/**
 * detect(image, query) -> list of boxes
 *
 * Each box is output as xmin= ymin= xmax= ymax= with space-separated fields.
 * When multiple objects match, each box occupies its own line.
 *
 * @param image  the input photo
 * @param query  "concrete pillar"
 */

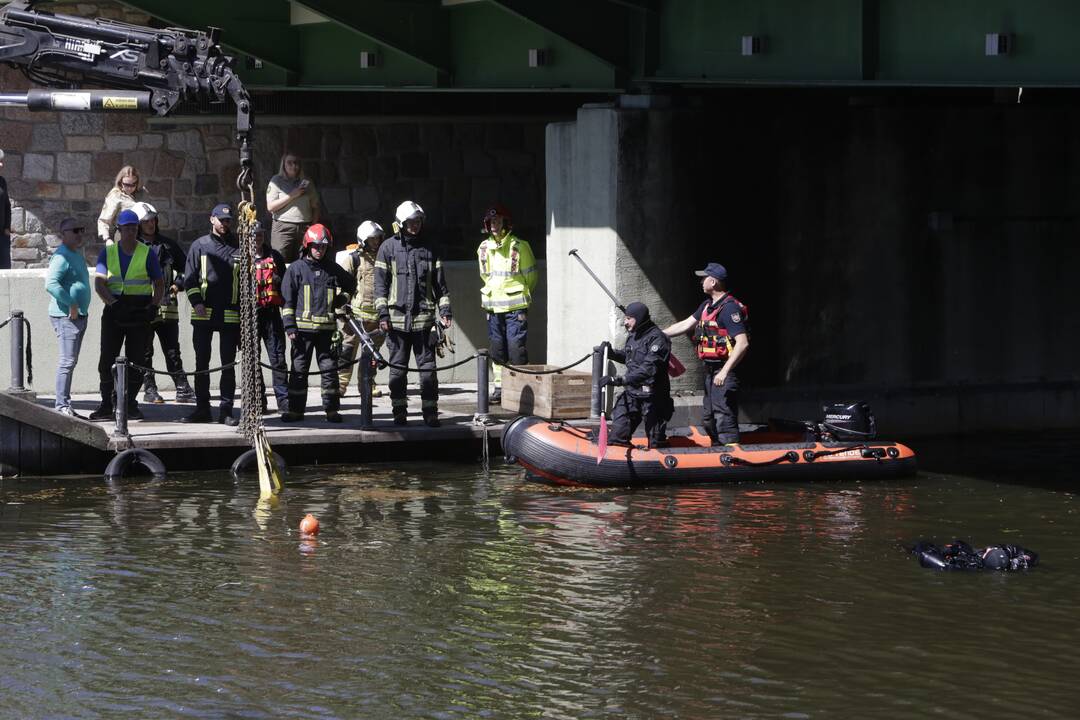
xmin=546 ymin=102 xmax=702 ymax=389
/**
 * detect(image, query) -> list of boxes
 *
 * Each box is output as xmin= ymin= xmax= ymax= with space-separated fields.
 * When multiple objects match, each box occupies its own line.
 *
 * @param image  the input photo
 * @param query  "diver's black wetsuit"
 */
xmin=912 ymin=540 xmax=1038 ymax=571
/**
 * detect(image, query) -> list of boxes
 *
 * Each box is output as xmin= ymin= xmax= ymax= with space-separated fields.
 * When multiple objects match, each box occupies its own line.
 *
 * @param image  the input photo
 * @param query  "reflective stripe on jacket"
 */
xmin=143 ymin=233 xmax=186 ymax=321
xmin=373 ymin=232 xmax=451 ymax=333
xmin=282 ymin=256 xmax=358 ymax=333
xmin=105 ymin=242 xmax=152 ymax=296
xmin=477 ymin=232 xmax=537 ymax=313
xmin=183 ymin=232 xmax=242 ymax=325
xmin=336 ymin=246 xmax=380 ymax=322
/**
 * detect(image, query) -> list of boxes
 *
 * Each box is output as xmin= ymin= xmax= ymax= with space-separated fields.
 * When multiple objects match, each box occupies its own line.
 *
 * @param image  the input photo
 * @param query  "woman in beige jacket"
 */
xmin=97 ymin=165 xmax=148 ymax=245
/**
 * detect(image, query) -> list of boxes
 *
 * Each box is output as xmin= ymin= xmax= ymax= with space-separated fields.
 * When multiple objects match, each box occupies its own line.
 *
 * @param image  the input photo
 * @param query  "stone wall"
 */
xmin=0 ymin=1 xmax=547 ymax=266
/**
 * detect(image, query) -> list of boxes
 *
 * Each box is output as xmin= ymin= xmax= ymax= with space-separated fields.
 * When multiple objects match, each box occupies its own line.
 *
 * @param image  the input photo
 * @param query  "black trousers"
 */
xmin=143 ymin=320 xmax=189 ymax=390
xmin=192 ymin=323 xmax=239 ymax=412
xmin=487 ymin=310 xmax=528 ymax=366
xmin=257 ymin=308 xmax=288 ymax=411
xmin=97 ymin=304 xmax=148 ymax=407
xmin=703 ymin=363 xmax=739 ymax=443
xmin=288 ymin=330 xmax=339 ymax=414
xmin=386 ymin=328 xmax=437 ymax=416
xmin=609 ymin=391 xmax=673 ymax=447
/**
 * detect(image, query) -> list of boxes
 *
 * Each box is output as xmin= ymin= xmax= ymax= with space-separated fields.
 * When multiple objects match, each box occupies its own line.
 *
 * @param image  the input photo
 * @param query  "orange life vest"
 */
xmin=255 ymin=254 xmax=283 ymax=308
xmin=696 ymin=294 xmax=747 ymax=362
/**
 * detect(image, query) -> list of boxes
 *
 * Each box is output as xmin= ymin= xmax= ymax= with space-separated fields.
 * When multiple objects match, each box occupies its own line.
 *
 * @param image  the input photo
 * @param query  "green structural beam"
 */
xmin=116 ymin=0 xmax=300 ymax=74
xmin=295 ymin=0 xmax=450 ymax=75
xmin=490 ymin=0 xmax=634 ymax=70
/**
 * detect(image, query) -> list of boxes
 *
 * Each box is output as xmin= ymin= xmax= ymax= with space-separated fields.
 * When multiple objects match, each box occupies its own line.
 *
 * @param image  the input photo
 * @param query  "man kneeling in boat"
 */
xmin=601 ymin=302 xmax=674 ymax=449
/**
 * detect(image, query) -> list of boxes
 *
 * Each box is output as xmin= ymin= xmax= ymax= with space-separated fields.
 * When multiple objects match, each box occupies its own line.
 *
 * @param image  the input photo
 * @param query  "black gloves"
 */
xmin=600 ymin=375 xmax=624 ymax=388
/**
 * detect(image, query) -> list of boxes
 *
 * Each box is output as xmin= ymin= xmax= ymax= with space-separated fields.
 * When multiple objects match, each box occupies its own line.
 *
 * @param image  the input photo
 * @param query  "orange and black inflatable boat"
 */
xmin=502 ymin=415 xmax=917 ymax=487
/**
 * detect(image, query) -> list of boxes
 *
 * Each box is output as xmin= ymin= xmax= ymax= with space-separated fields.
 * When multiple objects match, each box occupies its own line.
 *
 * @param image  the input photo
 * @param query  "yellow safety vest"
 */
xmin=478 ymin=232 xmax=537 ymax=313
xmin=105 ymin=242 xmax=152 ymax=297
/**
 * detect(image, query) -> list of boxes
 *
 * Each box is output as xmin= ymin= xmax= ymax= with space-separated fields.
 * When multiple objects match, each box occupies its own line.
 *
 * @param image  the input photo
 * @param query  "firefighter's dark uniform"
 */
xmin=183 ymin=230 xmax=241 ymax=418
xmin=374 ymin=231 xmax=451 ymax=423
xmin=608 ymin=306 xmax=674 ymax=448
xmin=281 ymin=255 xmax=357 ymax=416
xmin=141 ymin=230 xmax=193 ymax=400
xmin=693 ymin=293 xmax=748 ymax=444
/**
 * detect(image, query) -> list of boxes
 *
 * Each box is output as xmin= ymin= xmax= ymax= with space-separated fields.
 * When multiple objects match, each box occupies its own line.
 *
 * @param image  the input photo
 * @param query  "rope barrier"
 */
xmin=494 ymin=353 xmax=591 ymax=375
xmin=127 ymin=350 xmax=592 ymax=379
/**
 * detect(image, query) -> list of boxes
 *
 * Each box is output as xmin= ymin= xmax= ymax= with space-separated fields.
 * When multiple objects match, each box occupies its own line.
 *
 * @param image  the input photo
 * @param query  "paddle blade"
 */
xmin=596 ymin=412 xmax=608 ymax=464
xmin=667 ymin=354 xmax=686 ymax=378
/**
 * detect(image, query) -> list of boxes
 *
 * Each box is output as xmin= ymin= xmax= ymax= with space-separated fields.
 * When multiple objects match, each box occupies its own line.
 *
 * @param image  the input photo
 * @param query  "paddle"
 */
xmin=597 ymin=344 xmax=608 ymax=464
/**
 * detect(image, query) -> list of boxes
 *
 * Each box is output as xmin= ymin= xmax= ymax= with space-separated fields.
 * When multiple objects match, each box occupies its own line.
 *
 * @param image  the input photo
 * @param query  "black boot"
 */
xmin=180 ymin=406 xmax=213 ymax=423
xmin=174 ymin=381 xmax=196 ymax=404
xmin=88 ymin=403 xmax=114 ymax=421
xmin=703 ymin=417 xmax=720 ymax=446
xmin=422 ymin=411 xmax=441 ymax=428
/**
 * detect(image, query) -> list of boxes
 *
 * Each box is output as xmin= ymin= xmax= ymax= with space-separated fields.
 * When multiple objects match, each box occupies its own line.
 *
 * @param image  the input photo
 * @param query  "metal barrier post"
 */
xmin=476 ymin=349 xmax=490 ymax=418
xmin=7 ymin=310 xmax=25 ymax=392
xmin=114 ymin=356 xmax=128 ymax=436
xmin=359 ymin=347 xmax=374 ymax=429
xmin=590 ymin=343 xmax=608 ymax=419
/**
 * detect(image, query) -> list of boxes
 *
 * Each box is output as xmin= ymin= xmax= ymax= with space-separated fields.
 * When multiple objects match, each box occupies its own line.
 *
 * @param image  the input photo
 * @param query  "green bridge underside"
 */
xmin=117 ymin=0 xmax=1080 ymax=91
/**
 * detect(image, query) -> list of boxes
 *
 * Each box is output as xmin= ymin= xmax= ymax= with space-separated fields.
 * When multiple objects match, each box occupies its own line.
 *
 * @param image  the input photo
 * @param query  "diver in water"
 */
xmin=912 ymin=540 xmax=1038 ymax=571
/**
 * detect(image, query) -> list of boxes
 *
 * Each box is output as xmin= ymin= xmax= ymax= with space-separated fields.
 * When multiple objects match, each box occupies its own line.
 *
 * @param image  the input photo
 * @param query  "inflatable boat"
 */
xmin=502 ymin=414 xmax=917 ymax=487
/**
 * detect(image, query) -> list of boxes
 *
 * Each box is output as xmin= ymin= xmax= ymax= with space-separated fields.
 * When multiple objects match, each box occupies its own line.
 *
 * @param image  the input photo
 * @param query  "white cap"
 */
xmin=131 ymin=201 xmax=158 ymax=221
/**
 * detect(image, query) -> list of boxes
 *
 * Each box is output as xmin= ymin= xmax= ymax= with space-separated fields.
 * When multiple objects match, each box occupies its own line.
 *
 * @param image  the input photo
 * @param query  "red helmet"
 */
xmin=482 ymin=203 xmax=512 ymax=234
xmin=302 ymin=223 xmax=332 ymax=252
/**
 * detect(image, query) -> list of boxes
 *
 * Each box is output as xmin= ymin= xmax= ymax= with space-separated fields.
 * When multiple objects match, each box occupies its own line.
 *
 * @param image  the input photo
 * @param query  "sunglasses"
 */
xmin=121 ymin=181 xmax=138 ymax=188
xmin=67 ymin=228 xmax=84 ymax=233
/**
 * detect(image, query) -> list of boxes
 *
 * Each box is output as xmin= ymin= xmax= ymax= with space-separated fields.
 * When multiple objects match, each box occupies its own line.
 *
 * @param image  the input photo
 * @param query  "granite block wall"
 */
xmin=0 ymin=1 xmax=547 ymax=266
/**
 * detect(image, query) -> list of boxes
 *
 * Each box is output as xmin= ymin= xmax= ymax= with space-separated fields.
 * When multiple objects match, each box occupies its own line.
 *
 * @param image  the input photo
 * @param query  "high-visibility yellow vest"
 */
xmin=105 ymin=242 xmax=152 ymax=297
xmin=478 ymin=232 xmax=537 ymax=313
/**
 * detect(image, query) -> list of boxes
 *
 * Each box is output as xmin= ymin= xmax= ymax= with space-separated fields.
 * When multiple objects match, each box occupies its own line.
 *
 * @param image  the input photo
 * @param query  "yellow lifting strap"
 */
xmin=236 ymin=198 xmax=284 ymax=499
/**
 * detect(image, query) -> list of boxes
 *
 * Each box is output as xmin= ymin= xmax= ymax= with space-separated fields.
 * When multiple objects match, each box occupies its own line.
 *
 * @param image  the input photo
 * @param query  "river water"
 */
xmin=1 ymin=461 xmax=1077 ymax=719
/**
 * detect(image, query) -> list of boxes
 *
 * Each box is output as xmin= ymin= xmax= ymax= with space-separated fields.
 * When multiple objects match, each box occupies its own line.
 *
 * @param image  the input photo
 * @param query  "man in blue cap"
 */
xmin=89 ymin=208 xmax=165 ymax=421
xmin=181 ymin=203 xmax=243 ymax=425
xmin=664 ymin=262 xmax=750 ymax=445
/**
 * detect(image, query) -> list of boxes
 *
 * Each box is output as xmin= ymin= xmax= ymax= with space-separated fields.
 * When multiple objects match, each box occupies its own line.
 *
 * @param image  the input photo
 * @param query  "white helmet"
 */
xmin=356 ymin=220 xmax=384 ymax=242
xmin=394 ymin=200 xmax=425 ymax=226
xmin=131 ymin=201 xmax=157 ymax=221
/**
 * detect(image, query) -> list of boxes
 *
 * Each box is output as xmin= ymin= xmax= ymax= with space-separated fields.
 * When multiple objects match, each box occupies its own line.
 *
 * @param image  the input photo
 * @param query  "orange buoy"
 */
xmin=299 ymin=513 xmax=320 ymax=536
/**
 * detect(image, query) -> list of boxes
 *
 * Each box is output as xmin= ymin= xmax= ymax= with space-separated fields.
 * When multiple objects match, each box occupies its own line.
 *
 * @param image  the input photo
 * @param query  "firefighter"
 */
xmin=374 ymin=200 xmax=452 ymax=427
xmin=131 ymin=202 xmax=195 ymax=405
xmin=663 ymin=263 xmax=749 ymax=444
xmin=281 ymin=223 xmax=357 ymax=423
xmin=252 ymin=220 xmax=288 ymax=414
xmin=181 ymin=203 xmax=243 ymax=425
xmin=601 ymin=302 xmax=673 ymax=449
xmin=89 ymin=209 xmax=165 ymax=421
xmin=477 ymin=204 xmax=537 ymax=404
xmin=335 ymin=220 xmax=387 ymax=398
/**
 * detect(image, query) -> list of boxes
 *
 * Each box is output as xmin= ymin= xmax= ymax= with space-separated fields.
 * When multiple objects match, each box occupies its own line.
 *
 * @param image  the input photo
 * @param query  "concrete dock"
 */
xmin=1 ymin=384 xmax=513 ymax=477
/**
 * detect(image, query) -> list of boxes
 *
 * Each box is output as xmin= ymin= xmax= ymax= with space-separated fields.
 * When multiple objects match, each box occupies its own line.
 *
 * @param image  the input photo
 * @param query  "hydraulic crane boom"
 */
xmin=0 ymin=0 xmax=254 ymax=191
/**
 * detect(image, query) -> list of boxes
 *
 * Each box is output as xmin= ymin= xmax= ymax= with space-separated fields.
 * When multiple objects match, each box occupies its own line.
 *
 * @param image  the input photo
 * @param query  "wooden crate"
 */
xmin=501 ymin=365 xmax=593 ymax=419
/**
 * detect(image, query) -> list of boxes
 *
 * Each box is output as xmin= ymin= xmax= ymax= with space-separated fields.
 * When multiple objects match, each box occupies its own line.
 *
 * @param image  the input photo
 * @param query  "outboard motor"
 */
xmin=820 ymin=401 xmax=877 ymax=440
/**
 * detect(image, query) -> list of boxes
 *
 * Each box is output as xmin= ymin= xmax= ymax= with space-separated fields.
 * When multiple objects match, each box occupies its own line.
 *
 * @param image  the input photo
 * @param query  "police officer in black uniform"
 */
xmin=664 ymin=263 xmax=749 ymax=445
xmin=601 ymin=302 xmax=674 ymax=449
xmin=181 ymin=203 xmax=243 ymax=425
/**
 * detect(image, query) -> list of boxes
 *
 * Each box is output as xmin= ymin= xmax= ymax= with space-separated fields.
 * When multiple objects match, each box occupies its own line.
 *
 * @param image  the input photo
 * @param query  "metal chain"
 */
xmin=237 ymin=199 xmax=262 ymax=443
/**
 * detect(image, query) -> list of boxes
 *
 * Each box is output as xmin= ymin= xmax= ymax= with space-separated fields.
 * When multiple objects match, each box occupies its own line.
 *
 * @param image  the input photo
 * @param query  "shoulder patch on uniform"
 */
xmin=650 ymin=343 xmax=660 ymax=352
xmin=730 ymin=312 xmax=741 ymax=323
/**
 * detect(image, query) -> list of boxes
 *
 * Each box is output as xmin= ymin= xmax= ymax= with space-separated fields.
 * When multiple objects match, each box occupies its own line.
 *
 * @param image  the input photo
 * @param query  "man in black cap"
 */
xmin=181 ymin=203 xmax=243 ymax=425
xmin=601 ymin=302 xmax=674 ymax=449
xmin=664 ymin=262 xmax=749 ymax=444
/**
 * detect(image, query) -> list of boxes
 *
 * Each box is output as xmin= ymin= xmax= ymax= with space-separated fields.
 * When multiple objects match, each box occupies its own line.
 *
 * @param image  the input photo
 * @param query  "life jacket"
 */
xmin=255 ymin=253 xmax=283 ymax=308
xmin=695 ymin=294 xmax=748 ymax=362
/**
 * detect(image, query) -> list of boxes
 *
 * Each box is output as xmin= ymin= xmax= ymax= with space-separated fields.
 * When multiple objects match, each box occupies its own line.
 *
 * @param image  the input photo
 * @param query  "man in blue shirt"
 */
xmin=90 ymin=209 xmax=165 ymax=421
xmin=45 ymin=218 xmax=92 ymax=416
